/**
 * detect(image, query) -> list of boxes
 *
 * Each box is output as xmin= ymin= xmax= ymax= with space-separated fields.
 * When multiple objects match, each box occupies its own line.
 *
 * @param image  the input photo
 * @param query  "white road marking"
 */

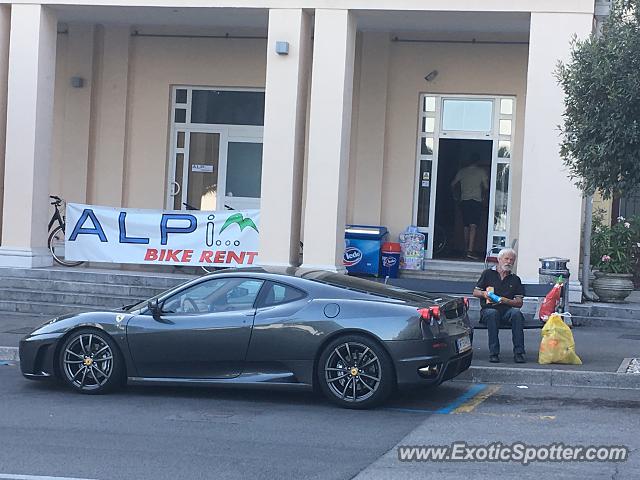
xmin=0 ymin=474 xmax=98 ymax=480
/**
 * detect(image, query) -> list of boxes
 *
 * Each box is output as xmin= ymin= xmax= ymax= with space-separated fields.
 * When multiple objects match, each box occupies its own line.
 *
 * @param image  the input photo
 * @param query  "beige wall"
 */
xmin=0 ymin=6 xmax=9 ymax=243
xmin=123 ymin=34 xmax=266 ymax=209
xmin=593 ymin=192 xmax=612 ymax=226
xmin=51 ymin=24 xmax=94 ymax=204
xmin=348 ymin=37 xmax=529 ymax=245
xmin=517 ymin=12 xmax=592 ymax=282
xmin=51 ymin=31 xmax=267 ymax=209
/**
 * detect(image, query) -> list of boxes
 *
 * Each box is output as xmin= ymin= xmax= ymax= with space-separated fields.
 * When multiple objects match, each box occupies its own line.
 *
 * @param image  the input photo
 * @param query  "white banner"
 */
xmin=65 ymin=203 xmax=260 ymax=267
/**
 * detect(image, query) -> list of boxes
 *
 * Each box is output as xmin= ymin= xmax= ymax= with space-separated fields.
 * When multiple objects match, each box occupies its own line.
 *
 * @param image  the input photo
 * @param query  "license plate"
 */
xmin=456 ymin=335 xmax=472 ymax=353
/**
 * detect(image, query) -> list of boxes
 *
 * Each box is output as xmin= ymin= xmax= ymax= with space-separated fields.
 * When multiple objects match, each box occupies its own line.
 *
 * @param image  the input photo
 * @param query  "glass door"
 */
xmin=168 ymin=130 xmax=263 ymax=211
xmin=167 ymin=86 xmax=264 ymax=212
xmin=487 ymin=98 xmax=516 ymax=250
xmin=414 ymin=95 xmax=516 ymax=258
xmin=222 ymin=137 xmax=263 ymax=210
xmin=186 ymin=132 xmax=221 ymax=210
xmin=169 ymin=130 xmax=224 ymax=211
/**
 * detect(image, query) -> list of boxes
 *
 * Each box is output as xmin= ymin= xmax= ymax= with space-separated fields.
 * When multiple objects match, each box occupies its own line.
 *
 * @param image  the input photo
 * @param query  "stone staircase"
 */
xmin=568 ymin=301 xmax=640 ymax=328
xmin=400 ymin=259 xmax=485 ymax=282
xmin=0 ymin=267 xmax=196 ymax=317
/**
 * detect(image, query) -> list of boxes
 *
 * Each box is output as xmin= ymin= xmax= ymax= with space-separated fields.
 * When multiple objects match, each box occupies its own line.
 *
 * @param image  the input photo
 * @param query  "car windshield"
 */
xmin=302 ymin=271 xmax=440 ymax=304
xmin=124 ymin=290 xmax=168 ymax=312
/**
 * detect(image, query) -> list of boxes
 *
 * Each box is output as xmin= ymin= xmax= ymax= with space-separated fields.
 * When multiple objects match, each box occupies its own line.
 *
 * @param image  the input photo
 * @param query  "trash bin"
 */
xmin=539 ymin=257 xmax=570 ymax=284
xmin=381 ymin=242 xmax=401 ymax=278
xmin=344 ymin=225 xmax=388 ymax=276
xmin=539 ymin=257 xmax=570 ymax=311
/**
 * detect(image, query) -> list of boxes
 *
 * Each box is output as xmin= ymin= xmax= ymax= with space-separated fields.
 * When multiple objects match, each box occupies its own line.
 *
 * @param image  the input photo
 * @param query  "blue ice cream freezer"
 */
xmin=343 ymin=225 xmax=388 ymax=276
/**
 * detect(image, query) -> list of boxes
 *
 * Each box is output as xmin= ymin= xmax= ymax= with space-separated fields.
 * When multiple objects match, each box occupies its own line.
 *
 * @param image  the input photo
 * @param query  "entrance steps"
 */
xmin=0 ymin=267 xmax=196 ymax=317
xmin=400 ymin=259 xmax=485 ymax=282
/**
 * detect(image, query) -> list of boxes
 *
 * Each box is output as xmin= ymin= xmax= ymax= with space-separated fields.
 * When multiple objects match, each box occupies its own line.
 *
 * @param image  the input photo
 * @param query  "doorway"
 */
xmin=434 ymin=139 xmax=492 ymax=260
xmin=167 ymin=86 xmax=264 ymax=211
xmin=413 ymin=95 xmax=516 ymax=259
xmin=169 ymin=129 xmax=263 ymax=211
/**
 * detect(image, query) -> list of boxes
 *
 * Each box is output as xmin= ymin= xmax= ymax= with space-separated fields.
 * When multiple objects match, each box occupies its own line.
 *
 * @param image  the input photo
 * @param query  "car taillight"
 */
xmin=418 ymin=306 xmax=440 ymax=321
xmin=463 ymin=297 xmax=470 ymax=309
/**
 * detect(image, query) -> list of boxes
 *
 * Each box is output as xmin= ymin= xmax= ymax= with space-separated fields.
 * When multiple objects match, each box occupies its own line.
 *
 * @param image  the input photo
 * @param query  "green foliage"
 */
xmin=591 ymin=214 xmax=640 ymax=273
xmin=557 ymin=0 xmax=640 ymax=198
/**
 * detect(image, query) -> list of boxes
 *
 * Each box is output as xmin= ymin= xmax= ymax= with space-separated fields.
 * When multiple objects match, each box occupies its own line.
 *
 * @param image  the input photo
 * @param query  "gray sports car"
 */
xmin=19 ymin=267 xmax=473 ymax=409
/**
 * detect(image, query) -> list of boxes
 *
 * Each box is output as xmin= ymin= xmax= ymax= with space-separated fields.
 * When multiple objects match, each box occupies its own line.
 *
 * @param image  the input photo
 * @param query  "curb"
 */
xmin=572 ymin=317 xmax=640 ymax=329
xmin=0 ymin=346 xmax=18 ymax=362
xmin=455 ymin=366 xmax=640 ymax=390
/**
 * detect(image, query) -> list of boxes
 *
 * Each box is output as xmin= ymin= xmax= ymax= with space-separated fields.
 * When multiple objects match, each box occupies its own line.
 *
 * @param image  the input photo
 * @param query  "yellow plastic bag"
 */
xmin=538 ymin=313 xmax=582 ymax=365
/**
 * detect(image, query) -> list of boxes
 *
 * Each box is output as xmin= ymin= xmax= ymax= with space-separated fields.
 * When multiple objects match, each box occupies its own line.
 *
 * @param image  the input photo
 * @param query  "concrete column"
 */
xmin=0 ymin=6 xmax=10 ymax=244
xmin=51 ymin=24 xmax=94 ymax=204
xmin=350 ymin=32 xmax=390 ymax=225
xmin=258 ymin=9 xmax=311 ymax=267
xmin=301 ymin=9 xmax=356 ymax=271
xmin=517 ymin=12 xmax=593 ymax=288
xmin=87 ymin=26 xmax=130 ymax=207
xmin=0 ymin=5 xmax=57 ymax=268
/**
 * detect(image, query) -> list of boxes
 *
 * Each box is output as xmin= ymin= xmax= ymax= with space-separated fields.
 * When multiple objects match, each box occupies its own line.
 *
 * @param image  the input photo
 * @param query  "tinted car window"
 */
xmin=302 ymin=271 xmax=439 ymax=304
xmin=259 ymin=282 xmax=306 ymax=307
xmin=162 ymin=278 xmax=264 ymax=314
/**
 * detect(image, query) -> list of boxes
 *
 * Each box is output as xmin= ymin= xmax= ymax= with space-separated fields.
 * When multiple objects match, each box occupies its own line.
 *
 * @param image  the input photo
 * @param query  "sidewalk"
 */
xmin=462 ymin=325 xmax=640 ymax=390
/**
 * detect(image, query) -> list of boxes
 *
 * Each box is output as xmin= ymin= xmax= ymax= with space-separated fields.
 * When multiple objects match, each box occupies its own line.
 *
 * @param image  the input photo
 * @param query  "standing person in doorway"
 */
xmin=450 ymin=154 xmax=489 ymax=259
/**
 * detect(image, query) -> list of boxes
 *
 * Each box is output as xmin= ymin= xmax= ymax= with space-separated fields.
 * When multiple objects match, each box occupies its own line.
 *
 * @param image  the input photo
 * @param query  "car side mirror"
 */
xmin=148 ymin=299 xmax=162 ymax=320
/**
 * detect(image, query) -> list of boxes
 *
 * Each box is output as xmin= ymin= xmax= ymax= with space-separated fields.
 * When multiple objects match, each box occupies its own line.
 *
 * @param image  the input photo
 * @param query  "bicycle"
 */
xmin=48 ymin=195 xmax=84 ymax=267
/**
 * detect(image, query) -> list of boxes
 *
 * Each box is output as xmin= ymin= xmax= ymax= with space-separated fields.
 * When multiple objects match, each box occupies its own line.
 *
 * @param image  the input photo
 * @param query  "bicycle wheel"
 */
xmin=433 ymin=224 xmax=447 ymax=255
xmin=48 ymin=225 xmax=84 ymax=267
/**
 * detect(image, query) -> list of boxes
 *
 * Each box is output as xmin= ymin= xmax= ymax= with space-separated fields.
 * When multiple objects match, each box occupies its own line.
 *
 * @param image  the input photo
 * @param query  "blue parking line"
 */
xmin=383 ymin=384 xmax=488 ymax=414
xmin=435 ymin=384 xmax=486 ymax=414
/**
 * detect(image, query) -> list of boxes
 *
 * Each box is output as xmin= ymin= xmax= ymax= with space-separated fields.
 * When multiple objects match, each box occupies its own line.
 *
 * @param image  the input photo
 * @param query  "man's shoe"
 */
xmin=514 ymin=353 xmax=526 ymax=364
xmin=489 ymin=354 xmax=500 ymax=363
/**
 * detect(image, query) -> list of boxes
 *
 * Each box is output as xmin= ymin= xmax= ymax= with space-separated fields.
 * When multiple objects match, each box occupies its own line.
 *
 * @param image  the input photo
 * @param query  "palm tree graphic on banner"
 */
xmin=220 ymin=213 xmax=259 ymax=234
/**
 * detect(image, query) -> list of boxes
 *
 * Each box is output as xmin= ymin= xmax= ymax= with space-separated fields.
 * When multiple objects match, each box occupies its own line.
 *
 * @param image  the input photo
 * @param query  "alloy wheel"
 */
xmin=324 ymin=341 xmax=381 ymax=403
xmin=62 ymin=333 xmax=114 ymax=391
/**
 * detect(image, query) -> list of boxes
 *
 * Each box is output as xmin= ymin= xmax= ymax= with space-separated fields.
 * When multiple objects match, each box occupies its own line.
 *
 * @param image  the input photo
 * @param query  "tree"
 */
xmin=557 ymin=0 xmax=640 ymax=199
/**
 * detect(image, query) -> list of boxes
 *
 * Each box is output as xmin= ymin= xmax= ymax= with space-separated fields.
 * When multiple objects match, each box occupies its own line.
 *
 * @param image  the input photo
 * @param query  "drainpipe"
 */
xmin=582 ymin=0 xmax=611 ymax=301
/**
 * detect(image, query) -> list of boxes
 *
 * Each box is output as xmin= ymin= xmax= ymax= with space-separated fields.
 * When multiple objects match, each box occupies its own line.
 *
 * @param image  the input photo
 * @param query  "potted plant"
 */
xmin=590 ymin=216 xmax=639 ymax=302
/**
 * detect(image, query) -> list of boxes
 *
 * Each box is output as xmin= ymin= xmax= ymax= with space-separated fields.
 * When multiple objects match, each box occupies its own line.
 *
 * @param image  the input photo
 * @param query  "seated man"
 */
xmin=472 ymin=248 xmax=526 ymax=363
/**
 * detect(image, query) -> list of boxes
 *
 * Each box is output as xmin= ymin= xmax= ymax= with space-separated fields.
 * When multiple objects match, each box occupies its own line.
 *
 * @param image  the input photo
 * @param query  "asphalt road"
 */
xmin=0 ymin=363 xmax=638 ymax=480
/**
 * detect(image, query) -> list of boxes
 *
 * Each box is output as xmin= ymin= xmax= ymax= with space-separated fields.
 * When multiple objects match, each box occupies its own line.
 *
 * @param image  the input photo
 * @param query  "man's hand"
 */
xmin=487 ymin=292 xmax=502 ymax=303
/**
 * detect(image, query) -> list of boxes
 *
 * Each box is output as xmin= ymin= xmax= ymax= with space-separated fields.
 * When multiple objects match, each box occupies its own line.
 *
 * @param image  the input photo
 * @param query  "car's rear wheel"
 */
xmin=318 ymin=334 xmax=395 ymax=409
xmin=58 ymin=329 xmax=124 ymax=394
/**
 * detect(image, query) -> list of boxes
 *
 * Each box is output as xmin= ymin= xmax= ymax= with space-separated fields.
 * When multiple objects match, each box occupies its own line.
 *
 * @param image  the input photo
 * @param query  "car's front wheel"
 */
xmin=317 ymin=334 xmax=395 ymax=409
xmin=58 ymin=329 xmax=124 ymax=394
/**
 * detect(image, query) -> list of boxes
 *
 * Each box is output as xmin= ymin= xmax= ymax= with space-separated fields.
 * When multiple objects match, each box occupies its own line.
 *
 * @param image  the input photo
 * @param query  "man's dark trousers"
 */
xmin=481 ymin=307 xmax=525 ymax=355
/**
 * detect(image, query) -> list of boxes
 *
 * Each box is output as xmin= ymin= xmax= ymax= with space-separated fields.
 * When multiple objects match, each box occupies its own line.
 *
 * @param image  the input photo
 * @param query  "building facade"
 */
xmin=0 ymin=1 xmax=595 ymax=291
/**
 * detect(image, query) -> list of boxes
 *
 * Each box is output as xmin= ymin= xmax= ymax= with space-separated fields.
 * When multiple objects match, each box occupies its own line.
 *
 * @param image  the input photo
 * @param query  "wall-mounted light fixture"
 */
xmin=424 ymin=70 xmax=438 ymax=82
xmin=276 ymin=41 xmax=290 ymax=55
xmin=70 ymin=76 xmax=84 ymax=88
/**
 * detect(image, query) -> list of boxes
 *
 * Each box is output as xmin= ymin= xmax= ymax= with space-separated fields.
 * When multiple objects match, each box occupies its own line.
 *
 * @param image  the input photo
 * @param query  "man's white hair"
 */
xmin=498 ymin=248 xmax=517 ymax=259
